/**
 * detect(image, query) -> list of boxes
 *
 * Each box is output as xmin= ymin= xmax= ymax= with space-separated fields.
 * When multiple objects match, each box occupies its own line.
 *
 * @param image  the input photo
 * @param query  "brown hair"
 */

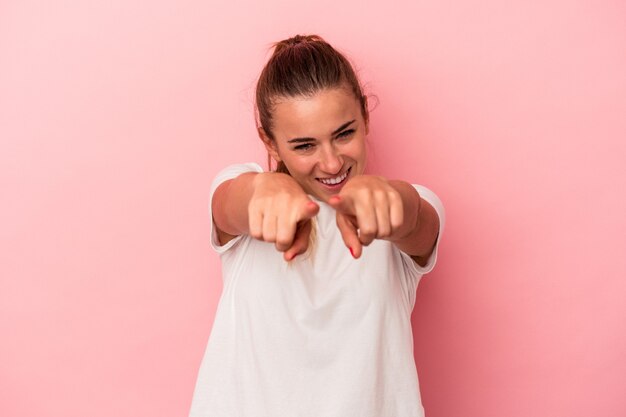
xmin=255 ymin=34 xmax=369 ymax=173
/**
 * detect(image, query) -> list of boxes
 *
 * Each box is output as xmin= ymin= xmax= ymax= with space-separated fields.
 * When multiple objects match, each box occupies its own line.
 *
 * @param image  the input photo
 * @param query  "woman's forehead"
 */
xmin=272 ymin=88 xmax=361 ymax=136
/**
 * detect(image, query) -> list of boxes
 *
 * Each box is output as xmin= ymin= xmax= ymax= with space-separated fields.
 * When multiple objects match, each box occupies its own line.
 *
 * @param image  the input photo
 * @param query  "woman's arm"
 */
xmin=212 ymin=172 xmax=319 ymax=260
xmin=212 ymin=172 xmax=258 ymax=243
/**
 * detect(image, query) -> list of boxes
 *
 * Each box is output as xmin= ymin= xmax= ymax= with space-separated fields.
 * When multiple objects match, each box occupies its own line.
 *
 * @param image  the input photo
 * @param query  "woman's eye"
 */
xmin=337 ymin=129 xmax=355 ymax=138
xmin=294 ymin=143 xmax=313 ymax=151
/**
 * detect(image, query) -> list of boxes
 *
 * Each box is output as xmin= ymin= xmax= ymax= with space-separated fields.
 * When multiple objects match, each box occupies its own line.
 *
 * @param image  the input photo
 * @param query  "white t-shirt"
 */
xmin=189 ymin=163 xmax=445 ymax=417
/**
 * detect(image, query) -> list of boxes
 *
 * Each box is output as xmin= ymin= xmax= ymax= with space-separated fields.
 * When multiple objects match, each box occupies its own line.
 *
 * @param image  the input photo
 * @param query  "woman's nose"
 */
xmin=319 ymin=145 xmax=343 ymax=174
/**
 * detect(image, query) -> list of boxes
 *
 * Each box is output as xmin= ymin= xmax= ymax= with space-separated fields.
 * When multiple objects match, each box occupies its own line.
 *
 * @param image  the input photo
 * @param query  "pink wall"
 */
xmin=1 ymin=1 xmax=625 ymax=416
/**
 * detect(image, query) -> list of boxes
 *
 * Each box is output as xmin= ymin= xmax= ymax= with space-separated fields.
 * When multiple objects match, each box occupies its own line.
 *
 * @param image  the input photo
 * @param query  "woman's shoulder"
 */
xmin=210 ymin=162 xmax=265 ymax=199
xmin=212 ymin=162 xmax=264 ymax=186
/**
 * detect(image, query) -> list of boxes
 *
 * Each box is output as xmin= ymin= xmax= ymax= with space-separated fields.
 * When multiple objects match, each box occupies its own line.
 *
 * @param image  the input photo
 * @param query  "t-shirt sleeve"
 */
xmin=209 ymin=162 xmax=264 ymax=254
xmin=399 ymin=184 xmax=446 ymax=276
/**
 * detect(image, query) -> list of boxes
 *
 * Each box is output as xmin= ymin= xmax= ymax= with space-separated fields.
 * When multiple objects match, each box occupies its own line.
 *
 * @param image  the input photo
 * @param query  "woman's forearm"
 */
xmin=212 ymin=172 xmax=259 ymax=237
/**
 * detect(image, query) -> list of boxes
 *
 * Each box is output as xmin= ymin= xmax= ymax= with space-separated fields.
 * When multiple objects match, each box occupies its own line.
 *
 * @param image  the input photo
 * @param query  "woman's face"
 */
xmin=261 ymin=87 xmax=368 ymax=202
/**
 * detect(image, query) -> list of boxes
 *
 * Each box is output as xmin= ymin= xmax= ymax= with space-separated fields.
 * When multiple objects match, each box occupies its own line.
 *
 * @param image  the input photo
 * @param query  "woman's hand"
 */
xmin=249 ymin=172 xmax=319 ymax=261
xmin=328 ymin=175 xmax=418 ymax=259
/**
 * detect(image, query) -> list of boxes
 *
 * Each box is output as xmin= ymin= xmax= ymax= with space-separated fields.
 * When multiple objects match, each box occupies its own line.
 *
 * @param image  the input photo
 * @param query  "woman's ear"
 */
xmin=258 ymin=127 xmax=282 ymax=162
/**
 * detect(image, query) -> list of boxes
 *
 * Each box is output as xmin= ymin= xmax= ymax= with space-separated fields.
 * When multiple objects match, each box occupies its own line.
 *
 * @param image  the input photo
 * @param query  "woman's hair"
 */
xmin=255 ymin=34 xmax=369 ymax=174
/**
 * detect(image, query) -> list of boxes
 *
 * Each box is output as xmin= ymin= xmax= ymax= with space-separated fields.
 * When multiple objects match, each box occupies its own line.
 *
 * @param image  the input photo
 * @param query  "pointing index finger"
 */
xmin=299 ymin=200 xmax=320 ymax=221
xmin=327 ymin=195 xmax=354 ymax=215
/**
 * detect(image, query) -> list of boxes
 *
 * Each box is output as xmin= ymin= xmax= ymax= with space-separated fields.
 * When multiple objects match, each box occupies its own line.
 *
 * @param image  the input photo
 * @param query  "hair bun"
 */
xmin=273 ymin=34 xmax=325 ymax=54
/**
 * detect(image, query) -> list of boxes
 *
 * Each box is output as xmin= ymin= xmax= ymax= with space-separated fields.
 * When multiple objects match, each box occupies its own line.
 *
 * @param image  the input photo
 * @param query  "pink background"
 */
xmin=1 ymin=1 xmax=625 ymax=416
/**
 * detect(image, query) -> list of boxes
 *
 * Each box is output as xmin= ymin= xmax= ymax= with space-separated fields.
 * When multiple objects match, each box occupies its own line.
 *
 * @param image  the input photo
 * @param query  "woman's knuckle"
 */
xmin=373 ymin=189 xmax=387 ymax=202
xmin=276 ymin=236 xmax=290 ymax=248
xmin=388 ymin=190 xmax=401 ymax=202
xmin=250 ymin=228 xmax=262 ymax=240
xmin=378 ymin=226 xmax=391 ymax=238
xmin=361 ymin=225 xmax=375 ymax=237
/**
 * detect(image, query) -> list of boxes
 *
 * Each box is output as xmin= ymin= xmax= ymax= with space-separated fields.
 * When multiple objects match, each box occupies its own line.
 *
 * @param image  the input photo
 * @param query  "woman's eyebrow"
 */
xmin=332 ymin=119 xmax=355 ymax=135
xmin=287 ymin=120 xmax=356 ymax=143
xmin=288 ymin=137 xmax=315 ymax=144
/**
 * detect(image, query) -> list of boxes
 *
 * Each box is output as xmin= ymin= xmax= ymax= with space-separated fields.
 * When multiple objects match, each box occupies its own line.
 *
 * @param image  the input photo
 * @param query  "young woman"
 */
xmin=189 ymin=34 xmax=445 ymax=417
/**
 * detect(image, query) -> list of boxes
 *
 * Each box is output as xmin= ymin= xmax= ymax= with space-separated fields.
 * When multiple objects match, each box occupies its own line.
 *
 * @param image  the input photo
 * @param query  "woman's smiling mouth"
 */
xmin=316 ymin=167 xmax=351 ymax=189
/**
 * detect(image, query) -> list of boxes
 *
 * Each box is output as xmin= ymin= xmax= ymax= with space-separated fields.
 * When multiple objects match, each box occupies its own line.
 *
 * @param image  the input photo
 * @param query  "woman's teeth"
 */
xmin=318 ymin=169 xmax=349 ymax=185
